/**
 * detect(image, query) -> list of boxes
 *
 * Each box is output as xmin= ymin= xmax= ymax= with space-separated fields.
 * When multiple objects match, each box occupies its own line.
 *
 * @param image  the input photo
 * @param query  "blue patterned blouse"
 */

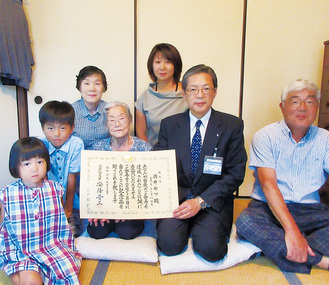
xmin=91 ymin=136 xmax=152 ymax=152
xmin=72 ymin=99 xmax=110 ymax=150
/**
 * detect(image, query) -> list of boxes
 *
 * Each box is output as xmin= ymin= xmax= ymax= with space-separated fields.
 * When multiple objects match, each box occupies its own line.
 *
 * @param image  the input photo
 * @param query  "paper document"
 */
xmin=80 ymin=149 xmax=179 ymax=219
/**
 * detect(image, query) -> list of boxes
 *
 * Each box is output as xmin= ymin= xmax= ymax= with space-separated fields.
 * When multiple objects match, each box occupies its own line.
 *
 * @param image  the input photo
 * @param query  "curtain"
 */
xmin=0 ymin=0 xmax=34 ymax=90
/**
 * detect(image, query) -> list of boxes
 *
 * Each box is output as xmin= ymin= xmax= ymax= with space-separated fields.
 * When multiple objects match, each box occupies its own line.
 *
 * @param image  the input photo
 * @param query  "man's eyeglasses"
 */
xmin=283 ymin=98 xmax=318 ymax=107
xmin=185 ymin=87 xmax=215 ymax=96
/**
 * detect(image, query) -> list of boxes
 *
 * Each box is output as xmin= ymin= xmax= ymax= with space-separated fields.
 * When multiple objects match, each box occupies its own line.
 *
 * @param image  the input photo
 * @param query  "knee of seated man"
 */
xmin=235 ymin=213 xmax=246 ymax=230
xmin=236 ymin=209 xmax=255 ymax=234
xmin=157 ymin=239 xmax=187 ymax=256
xmin=195 ymin=243 xmax=228 ymax=262
xmin=193 ymin=231 xmax=228 ymax=262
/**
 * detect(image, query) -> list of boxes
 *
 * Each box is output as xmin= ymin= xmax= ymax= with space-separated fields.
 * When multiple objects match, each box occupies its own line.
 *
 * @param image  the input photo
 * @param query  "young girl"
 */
xmin=135 ymin=43 xmax=188 ymax=146
xmin=72 ymin=65 xmax=110 ymax=150
xmin=0 ymin=137 xmax=81 ymax=285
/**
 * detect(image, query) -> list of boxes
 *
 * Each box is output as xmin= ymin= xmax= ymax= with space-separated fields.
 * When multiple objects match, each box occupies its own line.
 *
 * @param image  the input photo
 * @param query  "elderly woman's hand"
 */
xmin=88 ymin=218 xmax=110 ymax=226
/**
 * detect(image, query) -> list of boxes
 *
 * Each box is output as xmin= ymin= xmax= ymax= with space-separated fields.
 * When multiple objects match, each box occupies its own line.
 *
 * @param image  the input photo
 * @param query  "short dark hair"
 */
xmin=76 ymin=65 xmax=108 ymax=92
xmin=182 ymin=64 xmax=218 ymax=90
xmin=147 ymin=43 xmax=182 ymax=84
xmin=39 ymin=100 xmax=75 ymax=127
xmin=9 ymin=137 xmax=50 ymax=178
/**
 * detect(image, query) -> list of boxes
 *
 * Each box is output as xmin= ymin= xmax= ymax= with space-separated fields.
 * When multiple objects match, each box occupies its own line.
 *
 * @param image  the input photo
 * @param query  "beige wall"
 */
xmin=1 ymin=0 xmax=329 ymax=193
xmin=137 ymin=0 xmax=244 ymax=116
xmin=25 ymin=0 xmax=135 ymax=137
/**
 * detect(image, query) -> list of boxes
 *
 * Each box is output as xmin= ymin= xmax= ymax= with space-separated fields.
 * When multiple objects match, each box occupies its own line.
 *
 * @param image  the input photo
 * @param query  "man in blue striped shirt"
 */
xmin=236 ymin=79 xmax=329 ymax=274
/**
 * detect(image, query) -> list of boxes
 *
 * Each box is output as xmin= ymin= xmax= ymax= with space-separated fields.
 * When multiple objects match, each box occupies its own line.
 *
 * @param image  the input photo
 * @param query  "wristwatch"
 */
xmin=196 ymin=196 xmax=208 ymax=210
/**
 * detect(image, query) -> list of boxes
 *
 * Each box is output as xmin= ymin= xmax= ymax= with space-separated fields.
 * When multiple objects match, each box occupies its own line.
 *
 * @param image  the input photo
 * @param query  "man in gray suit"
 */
xmin=154 ymin=64 xmax=247 ymax=262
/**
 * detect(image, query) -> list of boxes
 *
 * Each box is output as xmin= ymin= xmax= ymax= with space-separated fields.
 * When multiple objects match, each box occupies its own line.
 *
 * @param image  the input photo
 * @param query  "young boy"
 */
xmin=39 ymin=100 xmax=84 ymax=237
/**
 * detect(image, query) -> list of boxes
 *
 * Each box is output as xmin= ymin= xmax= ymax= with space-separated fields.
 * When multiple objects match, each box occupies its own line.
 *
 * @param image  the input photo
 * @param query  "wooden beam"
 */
xmin=133 ymin=0 xmax=137 ymax=136
xmin=16 ymin=86 xmax=29 ymax=138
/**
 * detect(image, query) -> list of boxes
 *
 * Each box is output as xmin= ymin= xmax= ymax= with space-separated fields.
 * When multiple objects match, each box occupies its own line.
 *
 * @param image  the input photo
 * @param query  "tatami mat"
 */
xmin=296 ymin=268 xmax=329 ymax=285
xmin=1 ymin=199 xmax=328 ymax=284
xmin=77 ymin=257 xmax=329 ymax=285
xmin=79 ymin=259 xmax=99 ymax=284
xmin=1 ymin=257 xmax=329 ymax=285
xmin=0 ymin=271 xmax=10 ymax=285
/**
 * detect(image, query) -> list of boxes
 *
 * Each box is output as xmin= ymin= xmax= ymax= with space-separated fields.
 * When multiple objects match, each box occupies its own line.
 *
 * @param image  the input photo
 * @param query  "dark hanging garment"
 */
xmin=0 ymin=0 xmax=34 ymax=90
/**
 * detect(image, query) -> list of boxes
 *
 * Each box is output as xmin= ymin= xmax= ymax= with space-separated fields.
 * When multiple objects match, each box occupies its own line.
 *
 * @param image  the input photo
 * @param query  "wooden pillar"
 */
xmin=239 ymin=0 xmax=248 ymax=120
xmin=16 ymin=86 xmax=29 ymax=138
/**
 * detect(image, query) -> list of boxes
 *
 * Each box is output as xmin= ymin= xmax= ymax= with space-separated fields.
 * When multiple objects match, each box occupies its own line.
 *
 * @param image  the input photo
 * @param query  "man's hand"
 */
xmin=258 ymin=167 xmax=316 ymax=263
xmin=173 ymin=199 xmax=201 ymax=219
xmin=285 ymin=229 xmax=315 ymax=263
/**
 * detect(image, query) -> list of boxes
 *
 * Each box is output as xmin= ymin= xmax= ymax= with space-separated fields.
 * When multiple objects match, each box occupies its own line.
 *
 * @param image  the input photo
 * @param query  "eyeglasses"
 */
xmin=108 ymin=117 xmax=129 ymax=126
xmin=283 ymin=98 xmax=318 ymax=108
xmin=185 ymin=87 xmax=215 ymax=96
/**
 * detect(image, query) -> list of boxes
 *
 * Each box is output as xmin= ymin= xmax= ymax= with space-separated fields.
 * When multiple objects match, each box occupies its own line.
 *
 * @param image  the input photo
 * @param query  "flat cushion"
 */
xmin=75 ymin=220 xmax=158 ymax=263
xmin=158 ymin=225 xmax=261 ymax=274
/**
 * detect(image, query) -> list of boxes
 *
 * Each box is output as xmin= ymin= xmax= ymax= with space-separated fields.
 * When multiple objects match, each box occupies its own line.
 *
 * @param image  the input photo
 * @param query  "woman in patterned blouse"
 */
xmin=72 ymin=66 xmax=110 ymax=150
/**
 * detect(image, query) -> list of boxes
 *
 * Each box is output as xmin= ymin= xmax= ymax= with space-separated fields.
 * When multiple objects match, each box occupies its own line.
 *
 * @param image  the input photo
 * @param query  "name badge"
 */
xmin=203 ymin=156 xmax=223 ymax=175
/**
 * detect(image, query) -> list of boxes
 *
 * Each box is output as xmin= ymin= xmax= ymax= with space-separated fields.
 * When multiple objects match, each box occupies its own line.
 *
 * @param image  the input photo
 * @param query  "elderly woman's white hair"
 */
xmin=103 ymin=101 xmax=133 ymax=124
xmin=281 ymin=79 xmax=320 ymax=102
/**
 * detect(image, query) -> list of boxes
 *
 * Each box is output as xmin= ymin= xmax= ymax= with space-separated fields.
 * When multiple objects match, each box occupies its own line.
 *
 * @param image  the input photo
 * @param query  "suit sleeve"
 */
xmin=199 ymin=119 xmax=247 ymax=212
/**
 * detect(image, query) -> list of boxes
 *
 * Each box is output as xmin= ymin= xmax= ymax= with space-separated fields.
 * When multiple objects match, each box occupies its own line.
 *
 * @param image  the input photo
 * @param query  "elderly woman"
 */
xmin=88 ymin=101 xmax=152 ymax=239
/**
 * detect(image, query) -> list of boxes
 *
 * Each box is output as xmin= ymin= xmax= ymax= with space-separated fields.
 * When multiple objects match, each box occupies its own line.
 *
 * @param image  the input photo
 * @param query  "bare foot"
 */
xmin=316 ymin=256 xmax=329 ymax=270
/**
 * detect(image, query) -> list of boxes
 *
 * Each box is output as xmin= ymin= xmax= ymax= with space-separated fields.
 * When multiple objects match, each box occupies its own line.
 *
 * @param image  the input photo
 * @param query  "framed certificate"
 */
xmin=80 ymin=149 xmax=179 ymax=219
